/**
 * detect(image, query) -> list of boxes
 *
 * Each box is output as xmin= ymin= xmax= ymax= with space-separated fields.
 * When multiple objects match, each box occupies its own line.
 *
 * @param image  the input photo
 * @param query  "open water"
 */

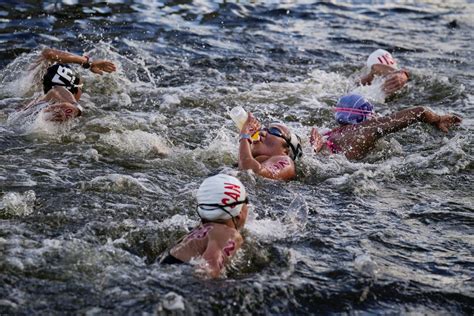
xmin=0 ymin=1 xmax=473 ymax=315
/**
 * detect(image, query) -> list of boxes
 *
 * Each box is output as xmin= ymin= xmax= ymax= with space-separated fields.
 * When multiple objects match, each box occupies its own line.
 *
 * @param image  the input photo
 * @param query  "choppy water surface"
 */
xmin=0 ymin=1 xmax=473 ymax=314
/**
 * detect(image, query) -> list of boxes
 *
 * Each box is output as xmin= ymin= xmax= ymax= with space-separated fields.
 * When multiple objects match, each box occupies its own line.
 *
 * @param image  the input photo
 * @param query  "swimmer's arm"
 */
xmin=201 ymin=239 xmax=225 ymax=278
xmin=41 ymin=48 xmax=117 ymax=75
xmin=359 ymin=64 xmax=398 ymax=86
xmin=238 ymin=139 xmax=264 ymax=174
xmin=371 ymin=106 xmax=461 ymax=136
xmin=42 ymin=48 xmax=90 ymax=66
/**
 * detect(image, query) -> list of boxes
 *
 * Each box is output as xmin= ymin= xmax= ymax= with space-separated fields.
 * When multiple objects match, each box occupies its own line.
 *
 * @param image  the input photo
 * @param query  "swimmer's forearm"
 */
xmin=402 ymin=106 xmax=440 ymax=125
xmin=238 ymin=140 xmax=262 ymax=173
xmin=42 ymin=48 xmax=88 ymax=66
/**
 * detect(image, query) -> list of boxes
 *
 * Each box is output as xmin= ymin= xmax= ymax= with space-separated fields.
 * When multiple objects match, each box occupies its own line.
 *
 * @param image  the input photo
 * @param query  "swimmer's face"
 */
xmin=251 ymin=123 xmax=290 ymax=157
xmin=236 ymin=204 xmax=248 ymax=229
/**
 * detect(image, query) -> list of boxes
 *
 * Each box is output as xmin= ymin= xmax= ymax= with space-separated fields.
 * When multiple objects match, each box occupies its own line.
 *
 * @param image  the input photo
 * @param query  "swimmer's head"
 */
xmin=367 ymin=49 xmax=397 ymax=69
xmin=196 ymin=174 xmax=248 ymax=229
xmin=257 ymin=123 xmax=302 ymax=161
xmin=43 ymin=64 xmax=82 ymax=95
xmin=288 ymin=131 xmax=303 ymax=161
xmin=335 ymin=94 xmax=374 ymax=125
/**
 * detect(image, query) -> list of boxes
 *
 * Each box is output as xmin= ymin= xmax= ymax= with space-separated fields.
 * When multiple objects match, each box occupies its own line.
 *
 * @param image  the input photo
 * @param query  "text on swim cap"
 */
xmin=221 ymin=182 xmax=241 ymax=207
xmin=52 ymin=66 xmax=76 ymax=86
xmin=378 ymin=53 xmax=395 ymax=66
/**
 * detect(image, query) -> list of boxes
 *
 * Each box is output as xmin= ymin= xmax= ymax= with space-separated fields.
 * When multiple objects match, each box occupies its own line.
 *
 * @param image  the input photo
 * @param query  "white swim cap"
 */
xmin=367 ymin=49 xmax=397 ymax=69
xmin=196 ymin=174 xmax=247 ymax=221
xmin=288 ymin=132 xmax=302 ymax=161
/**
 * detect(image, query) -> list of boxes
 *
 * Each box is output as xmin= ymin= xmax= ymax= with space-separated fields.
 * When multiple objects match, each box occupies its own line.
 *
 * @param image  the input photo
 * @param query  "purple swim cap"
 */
xmin=334 ymin=94 xmax=374 ymax=125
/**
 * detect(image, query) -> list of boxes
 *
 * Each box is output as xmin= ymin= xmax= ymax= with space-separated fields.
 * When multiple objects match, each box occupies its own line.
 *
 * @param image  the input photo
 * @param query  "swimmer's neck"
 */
xmin=201 ymin=219 xmax=237 ymax=230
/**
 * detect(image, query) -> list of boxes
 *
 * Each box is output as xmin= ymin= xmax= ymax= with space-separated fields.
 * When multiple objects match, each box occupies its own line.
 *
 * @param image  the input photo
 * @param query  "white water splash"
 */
xmin=99 ymin=130 xmax=170 ymax=157
xmin=0 ymin=191 xmax=36 ymax=217
xmin=82 ymin=173 xmax=163 ymax=194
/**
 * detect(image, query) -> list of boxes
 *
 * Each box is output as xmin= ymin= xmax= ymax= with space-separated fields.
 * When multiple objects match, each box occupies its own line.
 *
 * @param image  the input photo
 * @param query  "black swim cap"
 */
xmin=43 ymin=64 xmax=81 ymax=94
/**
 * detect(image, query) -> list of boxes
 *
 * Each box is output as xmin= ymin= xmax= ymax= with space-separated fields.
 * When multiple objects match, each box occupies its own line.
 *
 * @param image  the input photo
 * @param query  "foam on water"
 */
xmin=82 ymin=173 xmax=164 ymax=194
xmin=99 ymin=130 xmax=170 ymax=157
xmin=0 ymin=190 xmax=36 ymax=217
xmin=0 ymin=50 xmax=44 ymax=98
xmin=7 ymin=106 xmax=75 ymax=136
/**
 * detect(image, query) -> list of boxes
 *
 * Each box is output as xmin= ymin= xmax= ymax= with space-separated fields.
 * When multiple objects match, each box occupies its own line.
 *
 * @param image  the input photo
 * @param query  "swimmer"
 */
xmin=310 ymin=94 xmax=462 ymax=160
xmin=238 ymin=113 xmax=302 ymax=180
xmin=15 ymin=48 xmax=116 ymax=122
xmin=159 ymin=174 xmax=249 ymax=279
xmin=359 ymin=49 xmax=410 ymax=96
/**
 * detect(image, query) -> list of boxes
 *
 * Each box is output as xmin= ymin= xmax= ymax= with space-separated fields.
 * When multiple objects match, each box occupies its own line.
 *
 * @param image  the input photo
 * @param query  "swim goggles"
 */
xmin=261 ymin=126 xmax=290 ymax=143
xmin=261 ymin=126 xmax=302 ymax=161
xmin=197 ymin=197 xmax=249 ymax=230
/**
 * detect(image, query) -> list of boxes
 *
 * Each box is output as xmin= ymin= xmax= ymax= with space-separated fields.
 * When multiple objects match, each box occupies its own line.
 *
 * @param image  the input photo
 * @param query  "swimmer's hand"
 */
xmin=90 ymin=60 xmax=117 ymax=75
xmin=310 ymin=127 xmax=324 ymax=153
xmin=434 ymin=114 xmax=462 ymax=133
xmin=382 ymin=69 xmax=409 ymax=95
xmin=360 ymin=64 xmax=398 ymax=86
xmin=240 ymin=112 xmax=261 ymax=136
xmin=371 ymin=64 xmax=397 ymax=76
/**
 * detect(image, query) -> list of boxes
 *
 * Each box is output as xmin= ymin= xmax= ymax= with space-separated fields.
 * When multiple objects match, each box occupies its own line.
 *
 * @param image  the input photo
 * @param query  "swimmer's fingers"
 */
xmin=91 ymin=67 xmax=104 ymax=75
xmin=90 ymin=60 xmax=117 ymax=74
xmin=310 ymin=127 xmax=324 ymax=152
xmin=241 ymin=112 xmax=260 ymax=135
xmin=437 ymin=114 xmax=462 ymax=133
xmin=382 ymin=72 xmax=407 ymax=94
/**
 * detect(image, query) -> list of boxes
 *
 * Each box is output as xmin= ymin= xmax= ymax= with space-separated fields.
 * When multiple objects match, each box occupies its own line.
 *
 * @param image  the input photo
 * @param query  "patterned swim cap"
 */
xmin=43 ymin=64 xmax=81 ymax=94
xmin=334 ymin=94 xmax=374 ymax=125
xmin=196 ymin=174 xmax=247 ymax=221
xmin=367 ymin=49 xmax=397 ymax=69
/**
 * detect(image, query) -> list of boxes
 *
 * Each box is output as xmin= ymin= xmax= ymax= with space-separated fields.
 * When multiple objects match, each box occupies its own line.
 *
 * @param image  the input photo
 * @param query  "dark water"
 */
xmin=0 ymin=1 xmax=473 ymax=315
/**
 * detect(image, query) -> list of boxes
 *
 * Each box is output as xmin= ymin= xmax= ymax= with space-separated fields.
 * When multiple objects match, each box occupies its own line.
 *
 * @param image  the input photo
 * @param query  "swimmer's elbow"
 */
xmin=238 ymin=159 xmax=260 ymax=174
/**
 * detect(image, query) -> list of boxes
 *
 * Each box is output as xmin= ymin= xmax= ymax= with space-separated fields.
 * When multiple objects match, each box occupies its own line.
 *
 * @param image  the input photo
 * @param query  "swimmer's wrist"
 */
xmin=239 ymin=133 xmax=251 ymax=144
xmin=81 ymin=55 xmax=91 ymax=69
